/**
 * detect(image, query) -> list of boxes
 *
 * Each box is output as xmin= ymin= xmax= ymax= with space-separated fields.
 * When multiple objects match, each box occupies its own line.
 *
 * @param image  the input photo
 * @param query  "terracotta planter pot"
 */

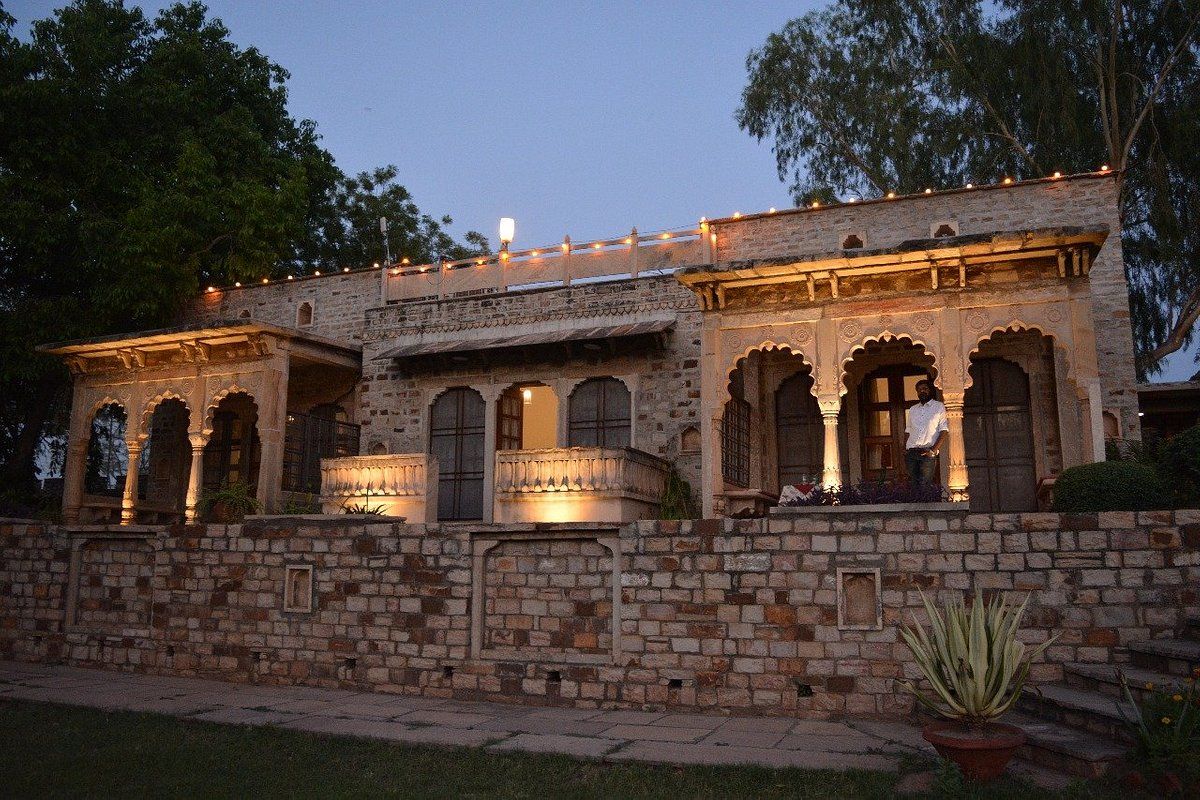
xmin=922 ymin=721 xmax=1025 ymax=782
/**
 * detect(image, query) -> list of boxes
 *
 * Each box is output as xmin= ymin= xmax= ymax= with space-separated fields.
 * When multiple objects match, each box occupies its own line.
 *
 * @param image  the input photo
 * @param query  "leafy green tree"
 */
xmin=737 ymin=0 xmax=1200 ymax=376
xmin=0 ymin=1 xmax=484 ymax=499
xmin=292 ymin=164 xmax=489 ymax=272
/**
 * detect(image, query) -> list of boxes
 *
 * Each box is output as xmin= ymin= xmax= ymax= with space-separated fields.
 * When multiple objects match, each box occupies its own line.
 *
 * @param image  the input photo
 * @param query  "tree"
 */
xmin=292 ymin=164 xmax=489 ymax=272
xmin=737 ymin=0 xmax=1200 ymax=376
xmin=0 ymin=1 xmax=485 ymax=501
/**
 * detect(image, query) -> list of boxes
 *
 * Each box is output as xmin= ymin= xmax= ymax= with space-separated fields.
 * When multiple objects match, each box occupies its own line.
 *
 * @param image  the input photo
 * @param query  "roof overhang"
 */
xmin=39 ymin=320 xmax=361 ymax=374
xmin=375 ymin=318 xmax=674 ymax=361
xmin=676 ymin=225 xmax=1108 ymax=310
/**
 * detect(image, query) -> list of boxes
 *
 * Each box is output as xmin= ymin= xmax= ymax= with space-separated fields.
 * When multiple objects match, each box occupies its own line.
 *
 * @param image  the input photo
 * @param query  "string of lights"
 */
xmin=203 ymin=167 xmax=1113 ymax=296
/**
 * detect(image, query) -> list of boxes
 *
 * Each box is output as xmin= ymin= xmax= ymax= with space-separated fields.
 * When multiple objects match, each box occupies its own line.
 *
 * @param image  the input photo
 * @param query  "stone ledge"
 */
xmin=770 ymin=502 xmax=970 ymax=515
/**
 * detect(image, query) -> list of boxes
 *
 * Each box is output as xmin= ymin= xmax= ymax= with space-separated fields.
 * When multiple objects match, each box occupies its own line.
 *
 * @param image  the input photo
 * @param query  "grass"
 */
xmin=0 ymin=699 xmax=1128 ymax=799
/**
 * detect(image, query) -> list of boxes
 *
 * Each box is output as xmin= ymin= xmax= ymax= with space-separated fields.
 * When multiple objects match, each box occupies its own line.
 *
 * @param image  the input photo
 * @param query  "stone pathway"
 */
xmin=0 ymin=661 xmax=1063 ymax=785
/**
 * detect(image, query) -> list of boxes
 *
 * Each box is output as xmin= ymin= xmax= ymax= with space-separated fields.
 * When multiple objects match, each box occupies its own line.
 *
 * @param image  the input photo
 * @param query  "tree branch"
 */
xmin=1149 ymin=283 xmax=1200 ymax=365
xmin=937 ymin=33 xmax=1041 ymax=175
xmin=1118 ymin=8 xmax=1200 ymax=171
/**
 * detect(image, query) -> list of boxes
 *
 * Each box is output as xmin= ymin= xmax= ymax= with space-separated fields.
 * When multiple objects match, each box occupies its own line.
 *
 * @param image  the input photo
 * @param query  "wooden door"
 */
xmin=429 ymin=388 xmax=486 ymax=521
xmin=497 ymin=387 xmax=523 ymax=451
xmin=859 ymin=366 xmax=930 ymax=482
xmin=964 ymin=358 xmax=1037 ymax=512
xmin=776 ymin=371 xmax=823 ymax=486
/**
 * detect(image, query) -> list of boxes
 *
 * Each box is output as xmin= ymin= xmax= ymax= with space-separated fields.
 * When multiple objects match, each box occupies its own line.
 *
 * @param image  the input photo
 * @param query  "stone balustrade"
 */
xmin=319 ymin=453 xmax=438 ymax=521
xmin=493 ymin=446 xmax=669 ymax=523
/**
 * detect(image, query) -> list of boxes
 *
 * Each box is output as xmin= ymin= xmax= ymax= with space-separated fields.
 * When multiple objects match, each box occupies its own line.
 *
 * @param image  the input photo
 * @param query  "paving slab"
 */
xmin=699 ymin=728 xmax=789 ymax=748
xmin=473 ymin=716 xmax=617 ymax=737
xmin=776 ymin=733 xmax=894 ymax=754
xmin=488 ymin=733 xmax=617 ymax=759
xmin=393 ymin=709 xmax=495 ymax=728
xmin=191 ymin=707 xmax=303 ymax=726
xmin=601 ymin=724 xmax=710 ymax=743
xmin=714 ymin=716 xmax=796 ymax=733
xmin=608 ymin=740 xmax=900 ymax=771
xmin=652 ymin=713 xmax=728 ymax=729
xmin=587 ymin=710 xmax=666 ymax=726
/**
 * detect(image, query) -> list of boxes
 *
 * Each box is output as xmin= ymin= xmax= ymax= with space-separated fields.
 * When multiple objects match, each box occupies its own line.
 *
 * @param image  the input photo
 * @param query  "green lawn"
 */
xmin=0 ymin=699 xmax=1121 ymax=799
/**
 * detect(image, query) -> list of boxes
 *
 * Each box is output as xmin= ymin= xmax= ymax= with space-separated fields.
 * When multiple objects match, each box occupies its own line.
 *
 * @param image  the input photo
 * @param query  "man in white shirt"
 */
xmin=904 ymin=379 xmax=948 ymax=487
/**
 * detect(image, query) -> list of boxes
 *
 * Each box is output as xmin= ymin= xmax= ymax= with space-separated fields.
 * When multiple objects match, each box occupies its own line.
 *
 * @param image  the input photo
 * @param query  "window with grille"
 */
xmin=567 ymin=378 xmax=631 ymax=448
xmin=721 ymin=367 xmax=751 ymax=487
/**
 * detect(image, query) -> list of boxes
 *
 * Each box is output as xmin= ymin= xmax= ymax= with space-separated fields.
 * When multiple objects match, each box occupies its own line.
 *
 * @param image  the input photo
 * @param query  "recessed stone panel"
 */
xmin=482 ymin=538 xmax=614 ymax=659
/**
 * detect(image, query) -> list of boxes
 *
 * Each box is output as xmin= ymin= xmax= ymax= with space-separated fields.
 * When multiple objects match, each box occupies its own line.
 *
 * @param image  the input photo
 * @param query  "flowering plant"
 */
xmin=1118 ymin=667 xmax=1200 ymax=792
xmin=779 ymin=479 xmax=947 ymax=507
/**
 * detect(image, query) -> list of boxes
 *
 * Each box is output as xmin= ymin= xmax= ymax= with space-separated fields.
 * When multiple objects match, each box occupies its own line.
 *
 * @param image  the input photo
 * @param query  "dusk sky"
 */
xmin=8 ymin=1 xmax=1196 ymax=380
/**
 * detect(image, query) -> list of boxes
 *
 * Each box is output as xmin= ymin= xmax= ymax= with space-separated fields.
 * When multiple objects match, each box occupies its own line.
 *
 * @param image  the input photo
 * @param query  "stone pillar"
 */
xmin=943 ymin=395 xmax=969 ymax=502
xmin=819 ymin=397 xmax=842 ymax=489
xmin=1086 ymin=381 xmax=1106 ymax=463
xmin=61 ymin=439 xmax=88 ymax=525
xmin=184 ymin=433 xmax=207 ymax=523
xmin=121 ymin=439 xmax=143 ymax=525
xmin=256 ymin=428 xmax=284 ymax=513
xmin=480 ymin=384 xmax=503 ymax=523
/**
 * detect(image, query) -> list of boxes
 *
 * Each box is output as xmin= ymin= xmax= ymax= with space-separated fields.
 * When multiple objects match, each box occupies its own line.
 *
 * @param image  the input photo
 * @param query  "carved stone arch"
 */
xmin=966 ymin=322 xmax=1075 ymax=393
xmin=724 ymin=341 xmax=818 ymax=402
xmin=139 ymin=389 xmax=191 ymax=442
xmin=202 ymin=384 xmax=256 ymax=436
xmin=839 ymin=330 xmax=940 ymax=396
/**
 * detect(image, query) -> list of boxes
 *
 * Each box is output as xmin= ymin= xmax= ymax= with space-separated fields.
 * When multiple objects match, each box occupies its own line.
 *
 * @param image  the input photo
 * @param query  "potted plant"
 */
xmin=199 ymin=481 xmax=263 ymax=523
xmin=898 ymin=588 xmax=1055 ymax=782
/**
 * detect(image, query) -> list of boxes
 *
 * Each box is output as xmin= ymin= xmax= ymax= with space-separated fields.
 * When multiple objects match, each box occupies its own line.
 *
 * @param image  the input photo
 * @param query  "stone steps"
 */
xmin=1005 ymin=712 xmax=1127 ymax=779
xmin=1064 ymin=662 xmax=1186 ymax=701
xmin=1128 ymin=638 xmax=1200 ymax=677
xmin=1015 ymin=683 xmax=1135 ymax=743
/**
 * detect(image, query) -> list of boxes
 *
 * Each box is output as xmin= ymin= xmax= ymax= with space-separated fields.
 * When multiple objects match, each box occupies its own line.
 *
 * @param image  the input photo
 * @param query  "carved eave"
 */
xmin=38 ymin=320 xmax=361 ymax=376
xmin=675 ymin=226 xmax=1108 ymax=310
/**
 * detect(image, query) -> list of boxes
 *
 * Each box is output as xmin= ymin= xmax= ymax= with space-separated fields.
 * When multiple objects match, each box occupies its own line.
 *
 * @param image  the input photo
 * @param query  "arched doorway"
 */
xmin=84 ymin=403 xmax=128 ymax=499
xmin=429 ymin=388 xmax=486 ymax=520
xmin=843 ymin=338 xmax=937 ymax=484
xmin=775 ymin=369 xmax=822 ymax=486
xmin=964 ymin=358 xmax=1037 ymax=512
xmin=141 ymin=398 xmax=190 ymax=518
xmin=497 ymin=382 xmax=558 ymax=451
xmin=202 ymin=392 xmax=261 ymax=494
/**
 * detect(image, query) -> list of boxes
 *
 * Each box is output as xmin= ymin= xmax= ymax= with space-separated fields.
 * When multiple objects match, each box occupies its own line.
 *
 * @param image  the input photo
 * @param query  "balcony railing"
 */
xmin=318 ymin=453 xmax=438 ymax=520
xmin=282 ymin=412 xmax=360 ymax=495
xmin=383 ymin=227 xmax=704 ymax=304
xmin=494 ymin=447 xmax=669 ymax=523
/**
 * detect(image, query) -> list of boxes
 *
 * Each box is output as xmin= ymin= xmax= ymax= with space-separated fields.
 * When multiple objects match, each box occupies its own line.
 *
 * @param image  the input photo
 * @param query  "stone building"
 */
xmin=42 ymin=171 xmax=1138 ymax=524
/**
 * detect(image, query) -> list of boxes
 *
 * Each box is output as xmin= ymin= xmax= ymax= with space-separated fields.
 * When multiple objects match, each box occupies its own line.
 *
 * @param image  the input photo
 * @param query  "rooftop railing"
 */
xmin=383 ymin=226 xmax=706 ymax=304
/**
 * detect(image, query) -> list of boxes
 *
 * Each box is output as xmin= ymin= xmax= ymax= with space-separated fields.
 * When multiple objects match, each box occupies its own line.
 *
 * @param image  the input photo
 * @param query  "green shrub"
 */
xmin=1051 ymin=461 xmax=1172 ymax=512
xmin=1160 ymin=425 xmax=1200 ymax=504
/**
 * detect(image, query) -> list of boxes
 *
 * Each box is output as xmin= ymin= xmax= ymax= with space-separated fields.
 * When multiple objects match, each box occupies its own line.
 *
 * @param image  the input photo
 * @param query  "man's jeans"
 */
xmin=904 ymin=448 xmax=939 ymax=486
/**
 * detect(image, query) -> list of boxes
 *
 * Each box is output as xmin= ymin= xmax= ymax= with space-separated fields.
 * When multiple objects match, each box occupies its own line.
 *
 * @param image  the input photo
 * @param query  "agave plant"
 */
xmin=898 ymin=588 xmax=1056 ymax=727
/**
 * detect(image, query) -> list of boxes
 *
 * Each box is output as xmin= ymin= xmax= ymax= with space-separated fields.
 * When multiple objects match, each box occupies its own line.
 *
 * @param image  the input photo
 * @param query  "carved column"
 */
xmin=943 ymin=394 xmax=969 ymax=502
xmin=61 ymin=439 xmax=88 ymax=525
xmin=820 ymin=403 xmax=842 ymax=489
xmin=121 ymin=439 xmax=143 ymax=524
xmin=184 ymin=433 xmax=207 ymax=523
xmin=479 ymin=384 xmax=504 ymax=523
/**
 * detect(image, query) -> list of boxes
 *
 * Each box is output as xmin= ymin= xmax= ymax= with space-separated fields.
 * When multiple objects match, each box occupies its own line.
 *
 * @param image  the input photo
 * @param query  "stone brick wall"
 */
xmin=3 ymin=510 xmax=1196 ymax=717
xmin=711 ymin=175 xmax=1140 ymax=437
xmin=360 ymin=276 xmax=704 ymax=490
xmin=187 ymin=269 xmax=382 ymax=345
